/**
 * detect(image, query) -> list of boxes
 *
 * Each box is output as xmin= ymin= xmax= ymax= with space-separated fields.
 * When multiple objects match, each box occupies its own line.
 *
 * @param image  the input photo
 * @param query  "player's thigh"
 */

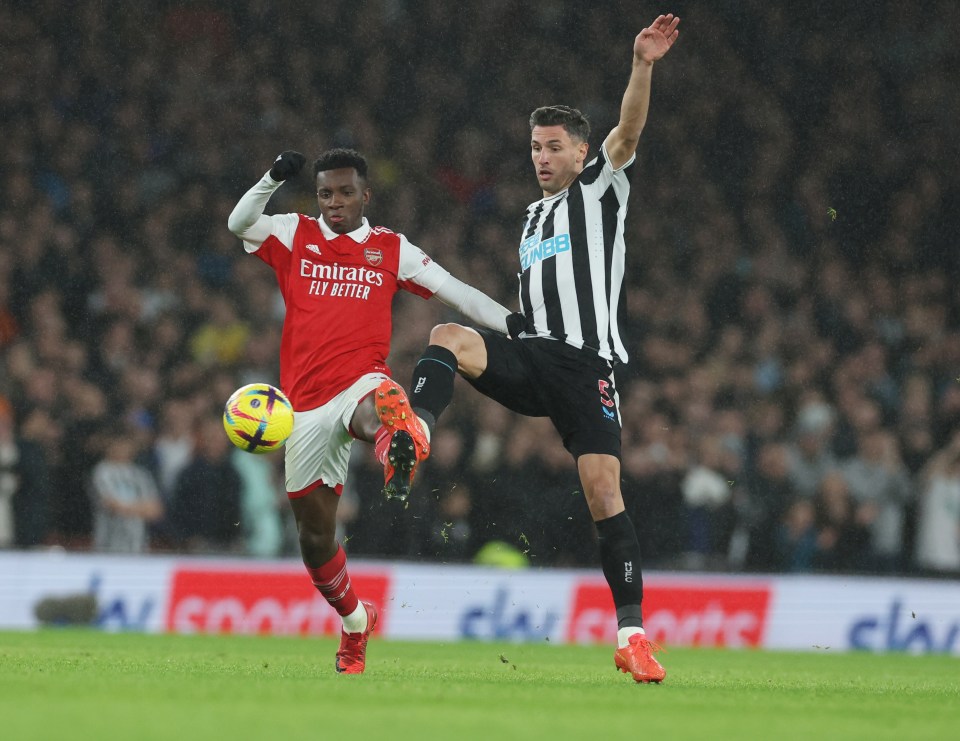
xmin=285 ymin=408 xmax=352 ymax=496
xmin=538 ymin=346 xmax=622 ymax=459
xmin=285 ymin=374 xmax=385 ymax=495
xmin=464 ymin=330 xmax=546 ymax=417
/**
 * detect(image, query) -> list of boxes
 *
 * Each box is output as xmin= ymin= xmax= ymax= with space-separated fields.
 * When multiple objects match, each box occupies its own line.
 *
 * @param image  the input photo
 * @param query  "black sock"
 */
xmin=595 ymin=511 xmax=644 ymax=629
xmin=410 ymin=345 xmax=458 ymax=430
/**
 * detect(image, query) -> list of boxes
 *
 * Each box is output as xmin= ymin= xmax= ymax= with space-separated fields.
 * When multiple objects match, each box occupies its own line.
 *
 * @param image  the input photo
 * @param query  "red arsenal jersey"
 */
xmin=250 ymin=215 xmax=450 ymax=411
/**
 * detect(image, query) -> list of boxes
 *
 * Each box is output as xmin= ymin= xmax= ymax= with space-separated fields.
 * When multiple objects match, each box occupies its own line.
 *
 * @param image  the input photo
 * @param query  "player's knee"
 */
xmin=581 ymin=472 xmax=622 ymax=517
xmin=298 ymin=522 xmax=337 ymax=563
xmin=429 ymin=323 xmax=470 ymax=353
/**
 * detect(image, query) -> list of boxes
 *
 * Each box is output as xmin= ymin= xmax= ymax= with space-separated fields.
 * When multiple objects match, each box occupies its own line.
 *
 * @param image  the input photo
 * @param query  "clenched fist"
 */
xmin=269 ymin=150 xmax=306 ymax=181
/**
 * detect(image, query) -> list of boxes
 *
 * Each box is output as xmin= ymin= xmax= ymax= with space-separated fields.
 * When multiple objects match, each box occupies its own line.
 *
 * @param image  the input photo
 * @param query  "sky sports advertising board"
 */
xmin=0 ymin=552 xmax=957 ymax=654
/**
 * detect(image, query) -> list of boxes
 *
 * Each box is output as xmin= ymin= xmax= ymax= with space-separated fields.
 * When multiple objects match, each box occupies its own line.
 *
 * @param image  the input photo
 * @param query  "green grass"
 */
xmin=0 ymin=631 xmax=958 ymax=741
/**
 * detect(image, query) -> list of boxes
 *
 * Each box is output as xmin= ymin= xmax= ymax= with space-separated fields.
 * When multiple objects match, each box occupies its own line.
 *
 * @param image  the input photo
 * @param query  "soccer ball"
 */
xmin=222 ymin=383 xmax=294 ymax=454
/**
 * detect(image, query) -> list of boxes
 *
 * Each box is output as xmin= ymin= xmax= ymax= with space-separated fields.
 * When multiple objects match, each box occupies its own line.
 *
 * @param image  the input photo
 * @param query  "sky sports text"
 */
xmin=848 ymin=599 xmax=960 ymax=653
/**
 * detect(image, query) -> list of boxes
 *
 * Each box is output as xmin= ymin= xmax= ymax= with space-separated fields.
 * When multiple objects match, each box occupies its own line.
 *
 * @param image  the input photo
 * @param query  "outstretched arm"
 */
xmin=432 ymin=275 xmax=511 ymax=334
xmin=603 ymin=13 xmax=680 ymax=170
xmin=398 ymin=237 xmax=511 ymax=333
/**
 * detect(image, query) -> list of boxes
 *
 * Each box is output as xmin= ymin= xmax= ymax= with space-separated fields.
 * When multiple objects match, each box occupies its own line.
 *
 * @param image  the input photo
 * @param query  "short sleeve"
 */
xmin=244 ymin=213 xmax=301 ymax=254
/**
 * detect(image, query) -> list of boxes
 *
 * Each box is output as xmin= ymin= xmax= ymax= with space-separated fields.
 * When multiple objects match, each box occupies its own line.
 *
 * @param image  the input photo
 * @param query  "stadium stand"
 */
xmin=1 ymin=0 xmax=958 ymax=576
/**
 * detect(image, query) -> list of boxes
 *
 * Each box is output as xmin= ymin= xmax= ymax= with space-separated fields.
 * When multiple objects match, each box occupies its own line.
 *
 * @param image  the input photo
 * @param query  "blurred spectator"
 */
xmin=52 ymin=382 xmax=110 ymax=548
xmin=426 ymin=487 xmax=474 ymax=563
xmin=787 ymin=398 xmax=837 ymax=499
xmin=622 ymin=410 xmax=687 ymax=567
xmin=0 ymin=279 xmax=19 ymax=347
xmin=470 ymin=417 xmax=543 ymax=554
xmin=832 ymin=393 xmax=883 ymax=459
xmin=411 ymin=427 xmax=474 ymax=561
xmin=913 ymin=432 xmax=960 ymax=574
xmin=147 ymin=398 xmax=196 ymax=549
xmin=744 ymin=442 xmax=800 ymax=571
xmin=897 ymin=372 xmax=936 ymax=475
xmin=89 ymin=434 xmax=163 ymax=553
xmin=189 ymin=293 xmax=251 ymax=367
xmin=170 ymin=416 xmax=242 ymax=553
xmin=0 ymin=397 xmax=51 ymax=548
xmin=535 ymin=433 xmax=595 ymax=568
xmin=680 ymin=434 xmax=736 ymax=568
xmin=150 ymin=399 xmax=196 ymax=506
xmin=231 ymin=448 xmax=285 ymax=558
xmin=840 ymin=429 xmax=912 ymax=572
xmin=811 ymin=471 xmax=870 ymax=572
xmin=774 ymin=498 xmax=817 ymax=572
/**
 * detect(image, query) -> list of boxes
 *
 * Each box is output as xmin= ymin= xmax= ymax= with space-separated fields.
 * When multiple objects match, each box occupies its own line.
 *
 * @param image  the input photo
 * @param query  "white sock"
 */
xmin=416 ymin=415 xmax=432 ymax=443
xmin=342 ymin=602 xmax=368 ymax=634
xmin=617 ymin=626 xmax=645 ymax=648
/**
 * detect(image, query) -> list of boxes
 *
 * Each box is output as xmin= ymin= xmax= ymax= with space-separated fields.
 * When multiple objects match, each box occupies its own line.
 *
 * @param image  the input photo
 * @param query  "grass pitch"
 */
xmin=1 ymin=630 xmax=957 ymax=741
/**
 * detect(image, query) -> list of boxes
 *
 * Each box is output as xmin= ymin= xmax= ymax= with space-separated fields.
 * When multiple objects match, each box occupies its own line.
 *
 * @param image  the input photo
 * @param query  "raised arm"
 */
xmin=227 ymin=151 xmax=306 ymax=247
xmin=603 ymin=13 xmax=680 ymax=170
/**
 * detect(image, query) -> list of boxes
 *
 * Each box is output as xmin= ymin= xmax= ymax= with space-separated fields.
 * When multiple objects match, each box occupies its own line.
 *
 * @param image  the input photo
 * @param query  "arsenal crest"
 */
xmin=364 ymin=248 xmax=383 ymax=266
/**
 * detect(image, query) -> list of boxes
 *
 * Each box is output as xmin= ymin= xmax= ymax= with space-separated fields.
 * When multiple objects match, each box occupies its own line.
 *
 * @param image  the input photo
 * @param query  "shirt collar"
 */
xmin=318 ymin=216 xmax=371 ymax=242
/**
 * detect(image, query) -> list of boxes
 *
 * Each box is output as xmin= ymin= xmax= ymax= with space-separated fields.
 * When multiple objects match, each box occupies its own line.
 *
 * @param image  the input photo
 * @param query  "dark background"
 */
xmin=1 ymin=0 xmax=958 ymax=575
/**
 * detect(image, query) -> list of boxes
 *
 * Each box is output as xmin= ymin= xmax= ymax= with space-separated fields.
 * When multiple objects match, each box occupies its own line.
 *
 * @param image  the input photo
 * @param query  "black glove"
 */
xmin=506 ymin=311 xmax=526 ymax=339
xmin=269 ymin=151 xmax=306 ymax=181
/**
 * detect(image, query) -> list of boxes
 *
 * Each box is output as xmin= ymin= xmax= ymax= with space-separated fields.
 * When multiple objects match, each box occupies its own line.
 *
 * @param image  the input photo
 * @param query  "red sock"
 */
xmin=374 ymin=425 xmax=391 ymax=465
xmin=305 ymin=544 xmax=360 ymax=617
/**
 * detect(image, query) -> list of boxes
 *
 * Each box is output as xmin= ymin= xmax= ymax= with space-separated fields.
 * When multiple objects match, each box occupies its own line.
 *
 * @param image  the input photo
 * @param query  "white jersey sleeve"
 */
xmin=397 ymin=235 xmax=510 ymax=332
xmin=432 ymin=275 xmax=511 ymax=333
xmin=227 ymin=171 xmax=300 ymax=253
xmin=397 ymin=234 xmax=451 ymax=293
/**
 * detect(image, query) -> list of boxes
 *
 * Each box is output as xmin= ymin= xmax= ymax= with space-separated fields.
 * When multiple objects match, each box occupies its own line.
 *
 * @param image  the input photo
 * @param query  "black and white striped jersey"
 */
xmin=516 ymin=144 xmax=635 ymax=365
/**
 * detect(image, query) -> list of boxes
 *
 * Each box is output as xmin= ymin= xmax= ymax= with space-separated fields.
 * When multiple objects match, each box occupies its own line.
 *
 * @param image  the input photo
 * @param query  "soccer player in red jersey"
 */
xmin=228 ymin=148 xmax=509 ymax=673
xmin=406 ymin=15 xmax=680 ymax=683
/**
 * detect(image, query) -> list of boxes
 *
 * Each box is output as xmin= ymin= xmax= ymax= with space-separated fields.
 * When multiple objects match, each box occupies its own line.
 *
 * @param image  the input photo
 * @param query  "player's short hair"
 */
xmin=529 ymin=105 xmax=590 ymax=143
xmin=313 ymin=148 xmax=369 ymax=181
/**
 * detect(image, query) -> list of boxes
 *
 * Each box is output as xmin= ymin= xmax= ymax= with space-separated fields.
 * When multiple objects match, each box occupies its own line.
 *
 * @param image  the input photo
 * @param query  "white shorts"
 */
xmin=284 ymin=372 xmax=387 ymax=497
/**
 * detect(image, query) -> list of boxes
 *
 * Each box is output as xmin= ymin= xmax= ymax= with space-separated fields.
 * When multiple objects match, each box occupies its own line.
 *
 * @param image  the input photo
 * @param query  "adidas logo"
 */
xmin=305 ymin=243 xmax=322 ymax=256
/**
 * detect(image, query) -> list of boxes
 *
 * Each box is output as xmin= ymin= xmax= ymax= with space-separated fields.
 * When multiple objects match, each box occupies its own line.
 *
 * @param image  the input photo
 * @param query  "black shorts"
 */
xmin=466 ymin=330 xmax=622 ymax=459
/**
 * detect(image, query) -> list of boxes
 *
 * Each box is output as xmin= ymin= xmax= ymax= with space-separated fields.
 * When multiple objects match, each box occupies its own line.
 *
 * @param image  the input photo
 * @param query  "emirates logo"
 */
xmin=364 ymin=248 xmax=383 ymax=266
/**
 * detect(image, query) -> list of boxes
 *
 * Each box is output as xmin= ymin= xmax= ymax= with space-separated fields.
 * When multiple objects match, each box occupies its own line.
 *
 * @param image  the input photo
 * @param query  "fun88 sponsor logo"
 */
xmin=519 ymin=233 xmax=571 ymax=271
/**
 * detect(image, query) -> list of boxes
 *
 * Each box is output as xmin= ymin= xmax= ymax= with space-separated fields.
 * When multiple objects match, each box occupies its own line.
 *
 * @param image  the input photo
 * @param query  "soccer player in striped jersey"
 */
xmin=408 ymin=14 xmax=680 ymax=683
xmin=228 ymin=148 xmax=509 ymax=673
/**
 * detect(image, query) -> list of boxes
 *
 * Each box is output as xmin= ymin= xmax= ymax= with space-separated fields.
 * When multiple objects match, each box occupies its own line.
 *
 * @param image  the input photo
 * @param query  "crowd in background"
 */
xmin=1 ymin=0 xmax=959 ymax=576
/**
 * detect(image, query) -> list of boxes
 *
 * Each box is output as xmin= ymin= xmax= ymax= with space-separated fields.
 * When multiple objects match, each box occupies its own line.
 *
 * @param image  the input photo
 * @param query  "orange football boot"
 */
xmin=614 ymin=633 xmax=666 ymax=683
xmin=335 ymin=601 xmax=378 ymax=674
xmin=374 ymin=379 xmax=430 ymax=501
